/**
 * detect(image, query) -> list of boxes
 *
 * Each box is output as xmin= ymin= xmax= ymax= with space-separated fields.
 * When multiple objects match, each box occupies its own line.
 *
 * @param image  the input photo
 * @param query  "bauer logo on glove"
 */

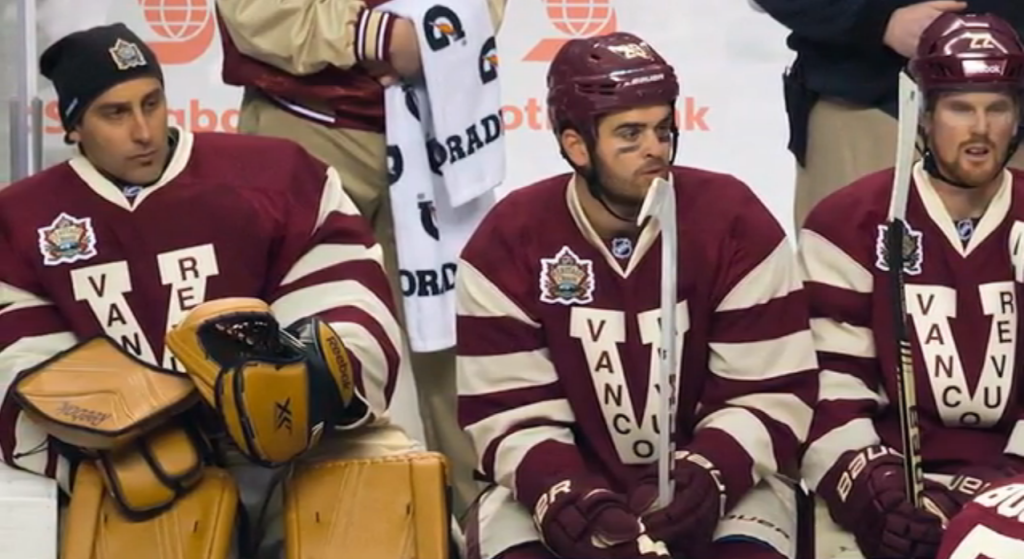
xmin=166 ymin=298 xmax=366 ymax=466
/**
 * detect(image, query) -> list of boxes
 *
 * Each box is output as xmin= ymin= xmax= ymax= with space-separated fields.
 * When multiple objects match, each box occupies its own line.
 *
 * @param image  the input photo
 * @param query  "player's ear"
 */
xmin=559 ymin=129 xmax=590 ymax=168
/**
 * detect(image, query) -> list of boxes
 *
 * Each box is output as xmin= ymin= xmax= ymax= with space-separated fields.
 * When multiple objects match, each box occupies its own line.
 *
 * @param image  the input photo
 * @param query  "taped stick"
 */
xmin=886 ymin=71 xmax=925 ymax=508
xmin=637 ymin=176 xmax=679 ymax=509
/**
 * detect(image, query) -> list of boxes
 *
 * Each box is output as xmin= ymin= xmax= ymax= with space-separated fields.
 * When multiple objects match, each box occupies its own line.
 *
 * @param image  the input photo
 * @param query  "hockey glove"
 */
xmin=921 ymin=454 xmax=1024 ymax=525
xmin=532 ymin=478 xmax=670 ymax=559
xmin=817 ymin=445 xmax=943 ymax=559
xmin=629 ymin=450 xmax=726 ymax=558
xmin=166 ymin=298 xmax=369 ymax=467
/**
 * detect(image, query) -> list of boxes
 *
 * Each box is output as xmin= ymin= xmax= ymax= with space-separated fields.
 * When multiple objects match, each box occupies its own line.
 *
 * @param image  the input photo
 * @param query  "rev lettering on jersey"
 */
xmin=72 ymin=245 xmax=220 ymax=370
xmin=157 ymin=245 xmax=220 ymax=370
xmin=539 ymin=246 xmax=595 ymax=305
xmin=569 ymin=303 xmax=689 ymax=464
xmin=906 ymin=283 xmax=1016 ymax=427
xmin=37 ymin=213 xmax=99 ymax=266
xmin=874 ymin=222 xmax=923 ymax=275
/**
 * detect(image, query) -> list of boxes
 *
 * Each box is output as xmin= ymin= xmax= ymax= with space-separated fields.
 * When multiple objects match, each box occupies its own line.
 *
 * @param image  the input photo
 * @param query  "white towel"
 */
xmin=382 ymin=0 xmax=505 ymax=352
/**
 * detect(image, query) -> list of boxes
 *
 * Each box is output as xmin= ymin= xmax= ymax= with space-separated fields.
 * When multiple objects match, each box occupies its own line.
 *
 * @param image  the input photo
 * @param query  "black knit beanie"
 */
xmin=39 ymin=23 xmax=164 ymax=137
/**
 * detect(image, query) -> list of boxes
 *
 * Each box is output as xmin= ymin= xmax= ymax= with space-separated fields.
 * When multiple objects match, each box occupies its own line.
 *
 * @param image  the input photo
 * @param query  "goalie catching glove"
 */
xmin=165 ymin=298 xmax=370 ymax=467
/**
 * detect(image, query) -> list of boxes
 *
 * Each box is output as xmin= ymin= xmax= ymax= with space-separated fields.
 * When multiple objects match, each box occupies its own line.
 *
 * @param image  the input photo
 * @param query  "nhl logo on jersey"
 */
xmin=875 ymin=223 xmax=923 ymax=275
xmin=540 ymin=246 xmax=595 ymax=305
xmin=37 ymin=212 xmax=98 ymax=266
xmin=108 ymin=38 xmax=147 ymax=71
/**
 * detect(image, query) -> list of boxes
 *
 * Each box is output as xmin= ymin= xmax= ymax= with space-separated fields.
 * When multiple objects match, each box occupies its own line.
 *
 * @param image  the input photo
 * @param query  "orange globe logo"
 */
xmin=138 ymin=0 xmax=216 ymax=65
xmin=524 ymin=0 xmax=619 ymax=62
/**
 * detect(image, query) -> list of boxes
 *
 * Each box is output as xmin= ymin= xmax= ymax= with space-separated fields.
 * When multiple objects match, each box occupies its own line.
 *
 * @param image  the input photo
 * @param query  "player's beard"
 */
xmin=590 ymin=156 xmax=669 ymax=219
xmin=933 ymin=134 xmax=1007 ymax=189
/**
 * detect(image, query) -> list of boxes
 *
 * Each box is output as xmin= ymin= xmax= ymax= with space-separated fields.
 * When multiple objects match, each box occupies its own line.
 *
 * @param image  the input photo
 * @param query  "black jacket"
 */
xmin=756 ymin=0 xmax=1024 ymax=164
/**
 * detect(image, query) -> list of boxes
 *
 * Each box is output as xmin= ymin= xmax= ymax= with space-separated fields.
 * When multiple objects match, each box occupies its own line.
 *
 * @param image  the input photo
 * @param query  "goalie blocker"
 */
xmin=165 ymin=297 xmax=372 ymax=467
xmin=12 ymin=298 xmax=453 ymax=559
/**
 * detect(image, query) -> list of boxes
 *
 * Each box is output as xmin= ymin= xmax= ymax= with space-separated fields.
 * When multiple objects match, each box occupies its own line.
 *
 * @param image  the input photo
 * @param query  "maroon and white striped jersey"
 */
xmin=0 ymin=129 xmax=402 ymax=490
xmin=799 ymin=162 xmax=1024 ymax=492
xmin=938 ymin=474 xmax=1024 ymax=559
xmin=456 ymin=167 xmax=818 ymax=511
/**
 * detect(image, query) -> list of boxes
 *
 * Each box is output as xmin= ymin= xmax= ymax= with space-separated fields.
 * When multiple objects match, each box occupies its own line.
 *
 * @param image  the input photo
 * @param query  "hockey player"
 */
xmin=798 ymin=12 xmax=1024 ymax=559
xmin=0 ymin=24 xmax=448 ymax=558
xmin=455 ymin=32 xmax=818 ymax=559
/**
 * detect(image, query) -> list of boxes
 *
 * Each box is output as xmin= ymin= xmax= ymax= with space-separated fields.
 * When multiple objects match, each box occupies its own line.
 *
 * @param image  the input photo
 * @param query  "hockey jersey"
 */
xmin=456 ymin=167 xmax=818 ymax=512
xmin=937 ymin=473 xmax=1024 ymax=559
xmin=0 ymin=128 xmax=403 ymax=489
xmin=799 ymin=161 xmax=1024 ymax=491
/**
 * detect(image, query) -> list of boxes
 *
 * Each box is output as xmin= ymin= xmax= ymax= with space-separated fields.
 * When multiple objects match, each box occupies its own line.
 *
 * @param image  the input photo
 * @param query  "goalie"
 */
xmin=798 ymin=12 xmax=1024 ymax=559
xmin=0 ymin=23 xmax=448 ymax=559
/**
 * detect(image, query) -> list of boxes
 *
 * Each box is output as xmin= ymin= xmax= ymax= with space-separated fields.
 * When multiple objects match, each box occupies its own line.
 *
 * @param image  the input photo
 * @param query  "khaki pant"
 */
xmin=237 ymin=90 xmax=481 ymax=518
xmin=793 ymin=97 xmax=1024 ymax=229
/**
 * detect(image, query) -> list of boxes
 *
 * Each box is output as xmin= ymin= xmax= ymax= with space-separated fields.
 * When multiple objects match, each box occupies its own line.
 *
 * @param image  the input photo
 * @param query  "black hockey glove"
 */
xmin=817 ymin=445 xmax=943 ymax=559
xmin=628 ymin=450 xmax=726 ymax=559
xmin=532 ymin=477 xmax=670 ymax=559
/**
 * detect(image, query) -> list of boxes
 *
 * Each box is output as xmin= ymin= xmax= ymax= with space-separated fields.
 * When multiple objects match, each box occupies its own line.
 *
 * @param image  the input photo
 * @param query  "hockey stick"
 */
xmin=637 ymin=176 xmax=679 ymax=509
xmin=886 ymin=71 xmax=925 ymax=508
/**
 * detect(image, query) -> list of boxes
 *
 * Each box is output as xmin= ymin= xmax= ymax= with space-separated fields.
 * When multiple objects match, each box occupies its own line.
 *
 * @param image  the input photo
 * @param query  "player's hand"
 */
xmin=883 ymin=1 xmax=967 ymax=58
xmin=532 ymin=478 xmax=670 ymax=559
xmin=817 ymin=445 xmax=943 ymax=558
xmin=364 ymin=16 xmax=422 ymax=87
xmin=629 ymin=450 xmax=726 ymax=558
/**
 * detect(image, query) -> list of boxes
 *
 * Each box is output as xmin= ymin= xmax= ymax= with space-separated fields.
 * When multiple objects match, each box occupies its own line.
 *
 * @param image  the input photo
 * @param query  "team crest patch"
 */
xmin=875 ymin=223 xmax=923 ymax=275
xmin=540 ymin=246 xmax=595 ymax=305
xmin=37 ymin=213 xmax=98 ymax=266
xmin=108 ymin=38 xmax=147 ymax=71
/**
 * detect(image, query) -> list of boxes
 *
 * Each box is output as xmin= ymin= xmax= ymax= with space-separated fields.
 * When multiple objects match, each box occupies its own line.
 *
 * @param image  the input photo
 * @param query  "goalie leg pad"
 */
xmin=284 ymin=451 xmax=450 ymax=559
xmin=95 ymin=422 xmax=208 ymax=519
xmin=61 ymin=462 xmax=238 ymax=559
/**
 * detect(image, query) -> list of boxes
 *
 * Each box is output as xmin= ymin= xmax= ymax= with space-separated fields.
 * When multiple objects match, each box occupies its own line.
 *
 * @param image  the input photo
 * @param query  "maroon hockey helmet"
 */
xmin=909 ymin=12 xmax=1024 ymax=93
xmin=546 ymin=32 xmax=679 ymax=139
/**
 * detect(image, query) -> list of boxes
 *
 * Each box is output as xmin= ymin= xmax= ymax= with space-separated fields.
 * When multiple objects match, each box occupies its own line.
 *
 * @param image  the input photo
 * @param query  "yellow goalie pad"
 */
xmin=62 ymin=462 xmax=238 ymax=559
xmin=12 ymin=337 xmax=197 ymax=450
xmin=285 ymin=451 xmax=451 ymax=559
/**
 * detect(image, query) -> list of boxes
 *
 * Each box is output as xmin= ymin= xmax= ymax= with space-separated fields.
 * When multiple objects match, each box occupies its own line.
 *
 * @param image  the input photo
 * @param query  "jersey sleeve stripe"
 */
xmin=0 ymin=333 xmax=76 ymax=481
xmin=723 ymin=392 xmax=813 ymax=446
xmin=464 ymin=399 xmax=576 ymax=479
xmin=812 ymin=318 xmax=876 ymax=359
xmin=492 ymin=425 xmax=576 ymax=493
xmin=802 ymin=417 xmax=881 ymax=489
xmin=709 ymin=330 xmax=817 ymax=381
xmin=711 ymin=294 xmax=811 ymax=344
xmin=456 ymin=260 xmax=539 ymax=326
xmin=716 ymin=239 xmax=801 ymax=312
xmin=695 ymin=407 xmax=776 ymax=486
xmin=325 ymin=315 xmax=397 ymax=415
xmin=799 ymin=229 xmax=874 ymax=293
xmin=270 ymin=279 xmax=401 ymax=352
xmin=458 ymin=350 xmax=558 ymax=396
xmin=819 ymin=369 xmax=884 ymax=404
xmin=317 ymin=167 xmax=362 ymax=223
xmin=279 ymin=243 xmax=384 ymax=286
xmin=457 ymin=316 xmax=545 ymax=356
xmin=1004 ymin=420 xmax=1024 ymax=457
